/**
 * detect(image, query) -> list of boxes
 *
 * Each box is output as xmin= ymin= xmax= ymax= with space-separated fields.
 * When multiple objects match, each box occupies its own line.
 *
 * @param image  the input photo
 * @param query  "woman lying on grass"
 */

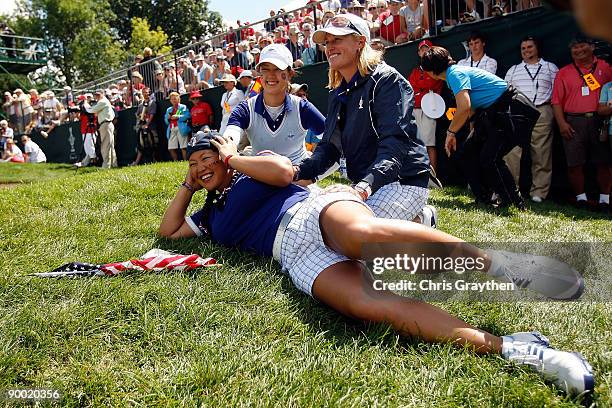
xmin=159 ymin=130 xmax=594 ymax=397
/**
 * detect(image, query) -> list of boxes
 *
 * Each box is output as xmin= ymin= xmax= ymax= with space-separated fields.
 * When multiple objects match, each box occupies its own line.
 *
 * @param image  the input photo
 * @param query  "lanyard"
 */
xmin=524 ymin=63 xmax=542 ymax=103
xmin=573 ymin=61 xmax=597 ymax=86
xmin=470 ymin=57 xmax=482 ymax=68
xmin=224 ymin=89 xmax=233 ymax=104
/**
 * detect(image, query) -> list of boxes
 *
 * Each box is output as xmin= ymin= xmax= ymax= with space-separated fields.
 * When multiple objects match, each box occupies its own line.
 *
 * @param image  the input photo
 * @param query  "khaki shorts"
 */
xmin=168 ymin=126 xmax=188 ymax=149
xmin=414 ymin=108 xmax=437 ymax=147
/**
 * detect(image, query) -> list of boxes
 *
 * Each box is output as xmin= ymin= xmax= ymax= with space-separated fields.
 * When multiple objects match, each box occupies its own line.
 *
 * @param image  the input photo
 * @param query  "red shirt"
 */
xmin=80 ymin=111 xmax=97 ymax=134
xmin=169 ymin=106 xmax=179 ymax=128
xmin=190 ymin=101 xmax=213 ymax=126
xmin=408 ymin=66 xmax=444 ymax=108
xmin=378 ymin=11 xmax=403 ymax=43
xmin=552 ymin=57 xmax=612 ymax=114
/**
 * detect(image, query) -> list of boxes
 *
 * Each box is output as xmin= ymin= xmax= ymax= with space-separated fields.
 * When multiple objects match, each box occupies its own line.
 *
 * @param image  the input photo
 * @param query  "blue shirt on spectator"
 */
xmin=186 ymin=174 xmax=309 ymax=257
xmin=446 ymin=65 xmax=507 ymax=109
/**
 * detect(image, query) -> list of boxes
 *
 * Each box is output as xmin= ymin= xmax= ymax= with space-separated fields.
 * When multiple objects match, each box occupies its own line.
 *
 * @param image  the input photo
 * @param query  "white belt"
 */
xmin=272 ymin=200 xmax=304 ymax=261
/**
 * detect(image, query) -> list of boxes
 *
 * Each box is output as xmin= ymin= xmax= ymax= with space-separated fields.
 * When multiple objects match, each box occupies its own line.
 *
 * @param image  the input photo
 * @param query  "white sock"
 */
xmin=485 ymin=250 xmax=506 ymax=278
xmin=600 ymin=194 xmax=610 ymax=204
xmin=501 ymin=336 xmax=514 ymax=359
xmin=576 ymin=193 xmax=587 ymax=201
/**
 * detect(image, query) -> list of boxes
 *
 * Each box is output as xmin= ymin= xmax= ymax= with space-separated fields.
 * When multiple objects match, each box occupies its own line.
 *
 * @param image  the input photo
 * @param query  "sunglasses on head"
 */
xmin=325 ymin=16 xmax=362 ymax=36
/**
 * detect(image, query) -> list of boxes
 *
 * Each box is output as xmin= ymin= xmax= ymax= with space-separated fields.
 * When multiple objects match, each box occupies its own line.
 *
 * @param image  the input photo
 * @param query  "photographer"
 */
xmin=70 ymin=94 xmax=98 ymax=168
xmin=131 ymin=87 xmax=158 ymax=166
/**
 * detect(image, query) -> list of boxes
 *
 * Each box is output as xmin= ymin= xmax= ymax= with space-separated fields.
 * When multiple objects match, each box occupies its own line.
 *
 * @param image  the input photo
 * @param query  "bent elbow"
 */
xmin=158 ymin=225 xmax=177 ymax=239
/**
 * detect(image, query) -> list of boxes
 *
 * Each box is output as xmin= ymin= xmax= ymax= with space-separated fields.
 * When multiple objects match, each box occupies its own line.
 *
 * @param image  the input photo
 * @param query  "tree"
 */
xmin=128 ymin=17 xmax=172 ymax=57
xmin=71 ymin=22 xmax=127 ymax=83
xmin=12 ymin=0 xmax=119 ymax=85
xmin=6 ymin=0 xmax=223 ymax=88
xmin=0 ymin=74 xmax=35 ymax=94
xmin=108 ymin=0 xmax=223 ymax=49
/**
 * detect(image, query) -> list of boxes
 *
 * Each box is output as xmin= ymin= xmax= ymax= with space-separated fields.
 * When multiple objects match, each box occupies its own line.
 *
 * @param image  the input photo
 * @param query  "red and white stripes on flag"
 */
xmin=32 ymin=250 xmax=218 ymax=278
xmin=100 ymin=254 xmax=216 ymax=276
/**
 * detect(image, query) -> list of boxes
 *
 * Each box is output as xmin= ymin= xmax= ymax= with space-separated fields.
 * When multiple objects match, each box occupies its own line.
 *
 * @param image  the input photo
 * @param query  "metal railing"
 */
xmin=0 ymin=33 xmax=46 ymax=62
xmin=70 ymin=0 xmax=543 ymax=100
xmin=72 ymin=1 xmax=330 ymax=97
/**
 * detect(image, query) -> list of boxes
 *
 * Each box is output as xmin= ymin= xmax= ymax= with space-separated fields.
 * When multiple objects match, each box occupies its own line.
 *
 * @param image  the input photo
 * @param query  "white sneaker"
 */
xmin=501 ymin=331 xmax=549 ymax=347
xmin=502 ymin=339 xmax=595 ymax=396
xmin=487 ymin=250 xmax=584 ymax=300
xmin=531 ymin=195 xmax=543 ymax=203
xmin=418 ymin=205 xmax=437 ymax=229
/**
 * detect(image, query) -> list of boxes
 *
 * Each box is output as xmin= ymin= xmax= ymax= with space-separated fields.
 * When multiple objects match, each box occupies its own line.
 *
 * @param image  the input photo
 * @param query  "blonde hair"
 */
xmin=168 ymin=92 xmax=180 ymax=99
xmin=328 ymin=36 xmax=384 ymax=89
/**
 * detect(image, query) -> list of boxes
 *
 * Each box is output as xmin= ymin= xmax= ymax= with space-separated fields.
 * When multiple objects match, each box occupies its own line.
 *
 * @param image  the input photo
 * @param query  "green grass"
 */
xmin=0 ymin=162 xmax=610 ymax=407
xmin=0 ymin=163 xmax=98 ymax=184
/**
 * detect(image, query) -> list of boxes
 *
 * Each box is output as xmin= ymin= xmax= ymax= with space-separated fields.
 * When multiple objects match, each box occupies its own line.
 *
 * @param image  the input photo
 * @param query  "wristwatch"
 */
xmin=354 ymin=181 xmax=372 ymax=200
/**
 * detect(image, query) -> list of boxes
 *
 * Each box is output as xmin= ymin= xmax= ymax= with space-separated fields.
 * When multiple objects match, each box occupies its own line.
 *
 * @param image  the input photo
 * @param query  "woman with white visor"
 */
xmin=293 ymin=14 xmax=437 ymax=226
xmin=222 ymin=44 xmax=326 ymax=165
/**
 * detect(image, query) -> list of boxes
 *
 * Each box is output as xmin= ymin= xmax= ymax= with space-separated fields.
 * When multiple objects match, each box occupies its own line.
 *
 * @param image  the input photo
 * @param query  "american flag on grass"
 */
xmin=31 ymin=249 xmax=218 ymax=278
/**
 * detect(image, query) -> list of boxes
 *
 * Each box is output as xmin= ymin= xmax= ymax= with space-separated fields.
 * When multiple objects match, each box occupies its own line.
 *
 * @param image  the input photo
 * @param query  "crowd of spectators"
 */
xmin=4 ymin=0 xmax=608 ymax=212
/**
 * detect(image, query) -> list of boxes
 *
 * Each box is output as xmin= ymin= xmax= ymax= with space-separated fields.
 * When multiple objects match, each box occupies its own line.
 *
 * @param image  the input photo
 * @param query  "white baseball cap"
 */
xmin=237 ymin=70 xmax=254 ymax=80
xmin=313 ymin=13 xmax=370 ymax=44
xmin=256 ymin=44 xmax=294 ymax=70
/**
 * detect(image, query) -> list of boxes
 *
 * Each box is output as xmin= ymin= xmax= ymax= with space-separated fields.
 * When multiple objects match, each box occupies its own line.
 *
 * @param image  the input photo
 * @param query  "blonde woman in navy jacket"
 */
xmin=294 ymin=14 xmax=436 ymax=226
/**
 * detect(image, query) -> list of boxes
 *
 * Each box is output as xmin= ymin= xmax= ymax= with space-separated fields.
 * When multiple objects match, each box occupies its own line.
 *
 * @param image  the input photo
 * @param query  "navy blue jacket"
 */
xmin=299 ymin=62 xmax=430 ymax=194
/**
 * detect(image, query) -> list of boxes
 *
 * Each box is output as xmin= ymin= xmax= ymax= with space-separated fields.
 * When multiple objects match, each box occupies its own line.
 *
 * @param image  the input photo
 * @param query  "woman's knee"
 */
xmin=343 ymin=216 xmax=378 ymax=243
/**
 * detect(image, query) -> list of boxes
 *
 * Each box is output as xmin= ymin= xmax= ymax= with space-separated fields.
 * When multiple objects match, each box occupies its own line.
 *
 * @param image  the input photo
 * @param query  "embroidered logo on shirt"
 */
xmin=358 ymin=97 xmax=364 ymax=110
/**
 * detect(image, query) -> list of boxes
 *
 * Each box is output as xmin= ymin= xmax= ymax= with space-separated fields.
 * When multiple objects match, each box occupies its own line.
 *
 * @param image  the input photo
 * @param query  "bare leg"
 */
xmin=311 ymin=260 xmax=502 ymax=354
xmin=169 ymin=149 xmax=178 ymax=161
xmin=319 ymin=201 xmax=488 ymax=267
xmin=133 ymin=151 xmax=143 ymax=165
xmin=427 ymin=146 xmax=437 ymax=172
xmin=181 ymin=148 xmax=187 ymax=161
xmin=567 ymin=165 xmax=585 ymax=196
xmin=596 ymin=164 xmax=611 ymax=194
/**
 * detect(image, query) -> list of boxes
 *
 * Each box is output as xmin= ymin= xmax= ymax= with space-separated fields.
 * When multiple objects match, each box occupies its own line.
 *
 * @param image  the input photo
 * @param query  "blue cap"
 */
xmin=186 ymin=129 xmax=220 ymax=159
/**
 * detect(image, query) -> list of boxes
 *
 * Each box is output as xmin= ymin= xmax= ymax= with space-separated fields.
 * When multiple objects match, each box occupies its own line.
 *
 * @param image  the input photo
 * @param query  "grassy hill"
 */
xmin=0 ymin=162 xmax=610 ymax=407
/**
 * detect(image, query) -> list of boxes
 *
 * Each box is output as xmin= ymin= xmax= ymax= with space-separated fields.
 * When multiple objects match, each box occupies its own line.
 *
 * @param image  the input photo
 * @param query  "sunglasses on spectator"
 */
xmin=325 ymin=16 xmax=362 ymax=36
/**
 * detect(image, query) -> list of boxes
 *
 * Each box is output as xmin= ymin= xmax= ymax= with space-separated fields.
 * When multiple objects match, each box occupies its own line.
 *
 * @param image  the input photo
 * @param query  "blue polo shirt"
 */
xmin=187 ymin=174 xmax=309 ymax=257
xmin=446 ymin=65 xmax=507 ymax=109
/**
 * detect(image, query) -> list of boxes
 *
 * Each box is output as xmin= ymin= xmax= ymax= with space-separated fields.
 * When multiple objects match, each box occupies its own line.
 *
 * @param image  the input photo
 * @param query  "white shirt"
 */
xmin=400 ymin=4 xmax=423 ymax=32
xmin=86 ymin=96 xmax=115 ymax=123
xmin=1 ymin=126 xmax=14 ymax=142
xmin=504 ymin=58 xmax=559 ymax=106
xmin=5 ymin=144 xmax=23 ymax=159
xmin=323 ymin=0 xmax=342 ymax=12
xmin=219 ymin=88 xmax=245 ymax=133
xmin=24 ymin=140 xmax=46 ymax=163
xmin=43 ymin=98 xmax=61 ymax=111
xmin=458 ymin=54 xmax=498 ymax=75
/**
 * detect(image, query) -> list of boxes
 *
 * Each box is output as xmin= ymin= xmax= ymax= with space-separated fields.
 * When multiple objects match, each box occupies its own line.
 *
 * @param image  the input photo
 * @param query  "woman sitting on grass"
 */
xmin=159 ymin=130 xmax=594 ymax=397
xmin=0 ymin=138 xmax=24 ymax=162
